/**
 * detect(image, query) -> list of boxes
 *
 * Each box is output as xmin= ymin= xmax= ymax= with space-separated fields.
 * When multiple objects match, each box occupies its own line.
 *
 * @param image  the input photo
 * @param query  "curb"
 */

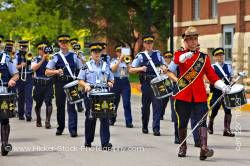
xmin=130 ymin=83 xmax=250 ymax=112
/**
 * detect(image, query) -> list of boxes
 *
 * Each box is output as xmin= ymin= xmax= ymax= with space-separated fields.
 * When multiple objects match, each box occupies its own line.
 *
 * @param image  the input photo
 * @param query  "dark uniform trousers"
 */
xmin=55 ymin=80 xmax=77 ymax=133
xmin=175 ymin=100 xmax=208 ymax=129
xmin=84 ymin=97 xmax=110 ymax=145
xmin=141 ymin=80 xmax=162 ymax=132
xmin=17 ymin=73 xmax=33 ymax=118
xmin=33 ymin=81 xmax=53 ymax=107
xmin=111 ymin=77 xmax=132 ymax=125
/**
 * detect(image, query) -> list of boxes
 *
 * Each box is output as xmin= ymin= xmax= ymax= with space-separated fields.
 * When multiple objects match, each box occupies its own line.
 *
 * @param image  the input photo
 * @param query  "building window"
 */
xmin=211 ymin=0 xmax=217 ymax=18
xmin=193 ymin=0 xmax=200 ymax=20
xmin=223 ymin=25 xmax=234 ymax=62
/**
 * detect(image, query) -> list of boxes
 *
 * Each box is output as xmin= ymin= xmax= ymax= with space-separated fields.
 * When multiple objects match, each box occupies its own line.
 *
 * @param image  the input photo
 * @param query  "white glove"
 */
xmin=214 ymin=80 xmax=231 ymax=93
xmin=179 ymin=52 xmax=193 ymax=63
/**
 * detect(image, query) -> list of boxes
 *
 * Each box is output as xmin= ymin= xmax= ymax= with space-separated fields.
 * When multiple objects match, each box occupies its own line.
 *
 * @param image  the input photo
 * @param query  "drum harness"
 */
xmin=59 ymin=51 xmax=76 ymax=80
xmin=176 ymin=72 xmax=247 ymax=152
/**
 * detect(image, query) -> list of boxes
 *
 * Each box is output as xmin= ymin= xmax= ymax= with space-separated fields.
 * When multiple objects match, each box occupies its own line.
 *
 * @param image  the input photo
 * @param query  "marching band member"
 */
xmin=0 ymin=48 xmax=19 ymax=156
xmin=162 ymin=51 xmax=180 ymax=144
xmin=130 ymin=35 xmax=167 ymax=136
xmin=100 ymin=42 xmax=111 ymax=65
xmin=208 ymin=48 xmax=235 ymax=137
xmin=31 ymin=42 xmax=53 ymax=128
xmin=173 ymin=27 xmax=230 ymax=160
xmin=109 ymin=45 xmax=133 ymax=128
xmin=70 ymin=38 xmax=85 ymax=112
xmin=45 ymin=34 xmax=82 ymax=137
xmin=15 ymin=40 xmax=33 ymax=121
xmin=78 ymin=42 xmax=114 ymax=150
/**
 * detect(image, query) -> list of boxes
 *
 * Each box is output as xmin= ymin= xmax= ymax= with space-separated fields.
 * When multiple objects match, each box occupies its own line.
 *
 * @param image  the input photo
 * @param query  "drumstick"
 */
xmin=176 ymin=75 xmax=242 ymax=152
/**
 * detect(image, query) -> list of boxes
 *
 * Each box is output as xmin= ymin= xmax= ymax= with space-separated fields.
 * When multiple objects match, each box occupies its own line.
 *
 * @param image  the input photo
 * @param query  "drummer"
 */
xmin=45 ymin=34 xmax=82 ymax=137
xmin=31 ymin=42 xmax=53 ymax=129
xmin=109 ymin=45 xmax=133 ymax=128
xmin=0 ymin=48 xmax=19 ymax=156
xmin=78 ymin=42 xmax=114 ymax=150
xmin=208 ymin=47 xmax=235 ymax=137
xmin=129 ymin=35 xmax=167 ymax=136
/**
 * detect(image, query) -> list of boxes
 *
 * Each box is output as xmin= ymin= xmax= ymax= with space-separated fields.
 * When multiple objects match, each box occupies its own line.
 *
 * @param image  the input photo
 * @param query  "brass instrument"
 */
xmin=45 ymin=54 xmax=53 ymax=61
xmin=20 ymin=52 xmax=33 ymax=81
xmin=44 ymin=46 xmax=54 ymax=61
xmin=25 ymin=52 xmax=33 ymax=61
xmin=124 ymin=55 xmax=131 ymax=64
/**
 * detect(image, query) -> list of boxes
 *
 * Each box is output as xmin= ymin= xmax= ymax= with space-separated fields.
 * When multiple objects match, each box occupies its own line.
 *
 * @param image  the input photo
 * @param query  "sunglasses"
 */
xmin=59 ymin=40 xmax=69 ymax=43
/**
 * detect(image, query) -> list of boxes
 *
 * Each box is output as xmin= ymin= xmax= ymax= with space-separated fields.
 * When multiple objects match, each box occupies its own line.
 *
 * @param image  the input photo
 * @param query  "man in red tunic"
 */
xmin=173 ymin=26 xmax=230 ymax=160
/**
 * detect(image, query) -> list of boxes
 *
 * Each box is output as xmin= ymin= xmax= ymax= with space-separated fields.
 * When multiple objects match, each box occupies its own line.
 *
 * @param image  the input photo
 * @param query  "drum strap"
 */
xmin=58 ymin=51 xmax=76 ymax=79
xmin=0 ymin=52 xmax=7 ymax=64
xmin=143 ymin=51 xmax=160 ymax=77
xmin=213 ymin=63 xmax=230 ymax=83
xmin=173 ymin=52 xmax=206 ymax=96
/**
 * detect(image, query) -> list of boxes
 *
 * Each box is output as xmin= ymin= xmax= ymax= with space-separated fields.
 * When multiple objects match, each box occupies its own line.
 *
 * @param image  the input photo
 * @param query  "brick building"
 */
xmin=173 ymin=0 xmax=250 ymax=92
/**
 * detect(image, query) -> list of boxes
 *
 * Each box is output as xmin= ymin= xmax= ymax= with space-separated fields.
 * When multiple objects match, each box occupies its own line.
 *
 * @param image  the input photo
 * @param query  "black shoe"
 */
xmin=160 ymin=116 xmax=164 ymax=120
xmin=142 ymin=128 xmax=148 ymax=134
xmin=102 ymin=143 xmax=112 ymax=151
xmin=85 ymin=143 xmax=92 ymax=148
xmin=1 ymin=144 xmax=12 ymax=156
xmin=78 ymin=108 xmax=84 ymax=113
xmin=153 ymin=131 xmax=161 ymax=136
xmin=26 ymin=116 xmax=32 ymax=122
xmin=70 ymin=131 xmax=78 ymax=137
xmin=194 ymin=142 xmax=200 ymax=148
xmin=109 ymin=120 xmax=115 ymax=126
xmin=126 ymin=123 xmax=134 ymax=128
xmin=19 ymin=116 xmax=25 ymax=120
xmin=56 ymin=130 xmax=63 ymax=136
xmin=174 ymin=137 xmax=180 ymax=144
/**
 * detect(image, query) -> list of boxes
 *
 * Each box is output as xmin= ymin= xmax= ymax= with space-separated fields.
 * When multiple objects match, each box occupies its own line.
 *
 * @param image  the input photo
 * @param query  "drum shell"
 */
xmin=224 ymin=89 xmax=247 ymax=109
xmin=150 ymin=76 xmax=173 ymax=99
xmin=0 ymin=93 xmax=16 ymax=120
xmin=89 ymin=92 xmax=116 ymax=118
xmin=64 ymin=81 xmax=84 ymax=104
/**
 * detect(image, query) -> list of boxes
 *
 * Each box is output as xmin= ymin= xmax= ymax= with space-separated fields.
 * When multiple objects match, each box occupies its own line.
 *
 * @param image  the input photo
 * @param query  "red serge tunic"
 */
xmin=173 ymin=50 xmax=220 ymax=103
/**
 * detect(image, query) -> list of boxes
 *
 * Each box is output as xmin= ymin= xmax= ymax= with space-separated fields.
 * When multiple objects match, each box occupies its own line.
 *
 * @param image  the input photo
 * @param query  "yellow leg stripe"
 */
xmin=173 ymin=99 xmax=180 ymax=128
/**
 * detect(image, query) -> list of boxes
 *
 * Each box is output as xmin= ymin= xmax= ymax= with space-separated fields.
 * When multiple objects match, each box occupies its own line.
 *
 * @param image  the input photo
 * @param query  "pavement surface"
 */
xmin=1 ymin=94 xmax=250 ymax=166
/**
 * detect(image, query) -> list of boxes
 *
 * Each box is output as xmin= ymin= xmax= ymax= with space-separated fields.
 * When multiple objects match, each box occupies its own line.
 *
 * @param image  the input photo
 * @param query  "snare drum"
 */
xmin=63 ymin=80 xmax=84 ymax=104
xmin=89 ymin=92 xmax=115 ymax=118
xmin=224 ymin=84 xmax=247 ymax=109
xmin=0 ymin=92 xmax=16 ymax=120
xmin=150 ymin=76 xmax=173 ymax=99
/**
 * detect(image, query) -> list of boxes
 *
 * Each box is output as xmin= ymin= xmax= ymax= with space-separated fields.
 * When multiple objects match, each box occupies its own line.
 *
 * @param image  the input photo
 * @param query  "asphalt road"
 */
xmin=1 ymin=95 xmax=250 ymax=166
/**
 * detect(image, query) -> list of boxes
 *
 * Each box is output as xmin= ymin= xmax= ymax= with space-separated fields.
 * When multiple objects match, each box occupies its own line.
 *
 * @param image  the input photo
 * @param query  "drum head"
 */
xmin=151 ymin=76 xmax=167 ymax=84
xmin=90 ymin=92 xmax=114 ymax=96
xmin=64 ymin=80 xmax=78 ymax=88
xmin=227 ymin=84 xmax=244 ymax=94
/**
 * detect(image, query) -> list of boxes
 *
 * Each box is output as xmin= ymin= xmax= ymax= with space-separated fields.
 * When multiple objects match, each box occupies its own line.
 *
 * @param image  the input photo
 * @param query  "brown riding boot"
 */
xmin=45 ymin=106 xmax=52 ymax=129
xmin=223 ymin=114 xmax=235 ymax=137
xmin=199 ymin=127 xmax=214 ymax=160
xmin=178 ymin=128 xmax=187 ymax=157
xmin=35 ymin=107 xmax=42 ymax=127
xmin=208 ymin=117 xmax=214 ymax=134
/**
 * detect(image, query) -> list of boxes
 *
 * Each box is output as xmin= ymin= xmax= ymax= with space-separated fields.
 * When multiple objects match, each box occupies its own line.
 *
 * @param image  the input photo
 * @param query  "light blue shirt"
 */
xmin=46 ymin=50 xmax=82 ymax=69
xmin=110 ymin=58 xmax=129 ymax=78
xmin=167 ymin=60 xmax=178 ymax=75
xmin=131 ymin=50 xmax=166 ymax=68
xmin=77 ymin=59 xmax=114 ymax=85
xmin=0 ymin=52 xmax=18 ymax=75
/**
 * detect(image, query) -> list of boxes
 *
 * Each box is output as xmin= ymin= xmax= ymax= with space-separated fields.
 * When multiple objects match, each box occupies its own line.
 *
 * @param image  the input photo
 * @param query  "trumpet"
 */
xmin=124 ymin=55 xmax=131 ymax=64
